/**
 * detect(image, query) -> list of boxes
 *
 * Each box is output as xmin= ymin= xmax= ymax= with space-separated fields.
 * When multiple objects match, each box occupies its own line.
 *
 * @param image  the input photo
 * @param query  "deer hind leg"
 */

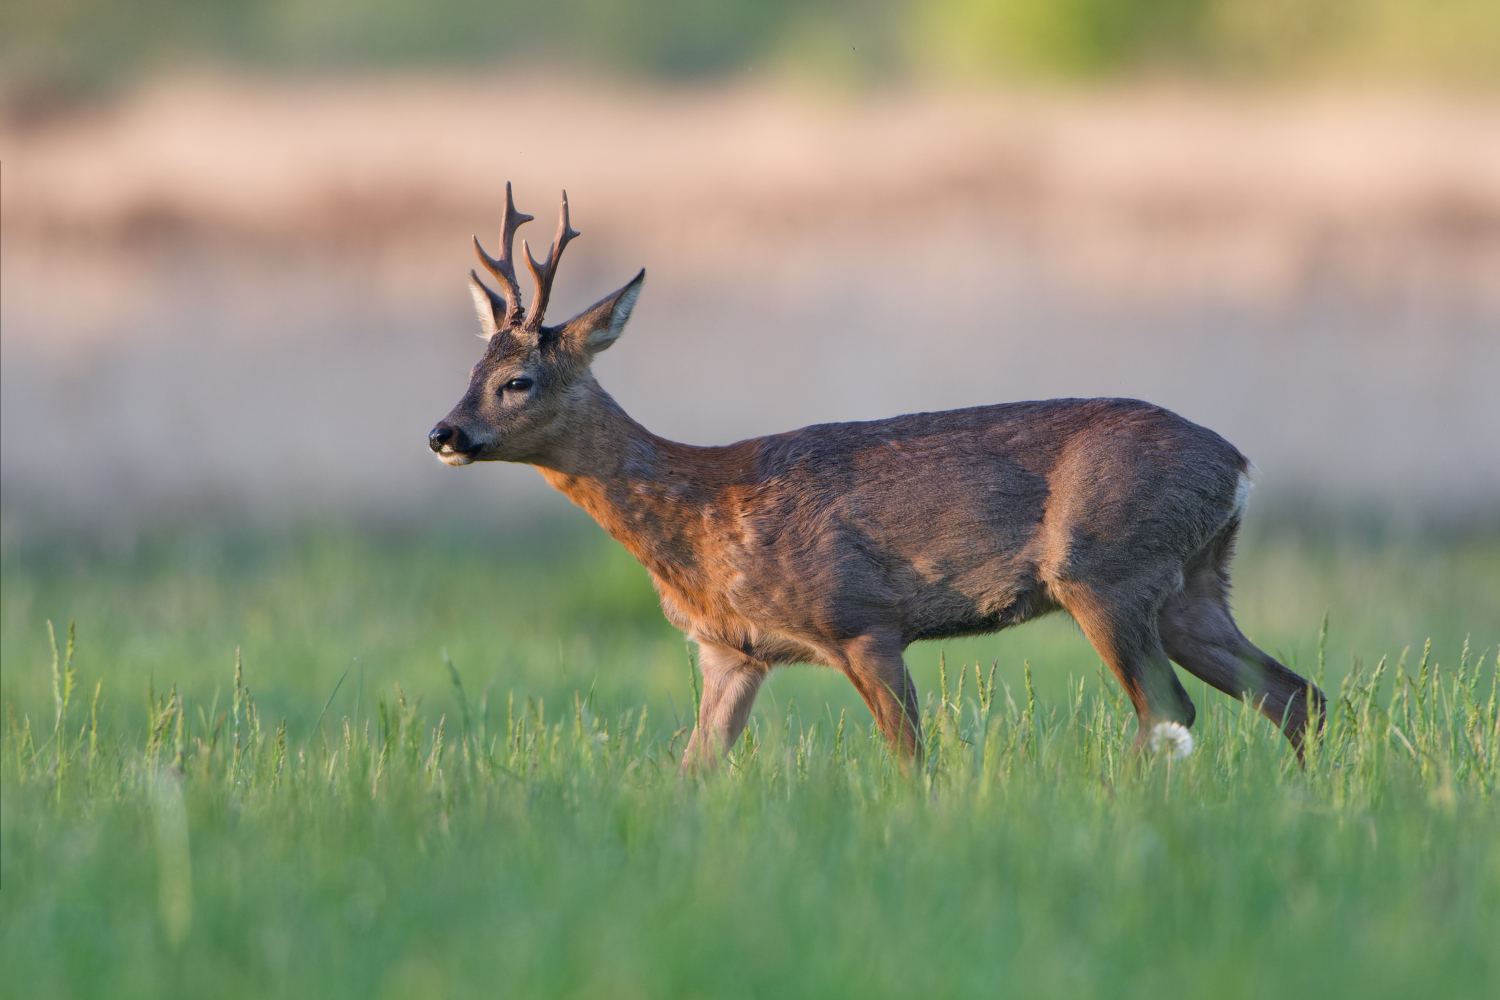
xmin=682 ymin=641 xmax=767 ymax=771
xmin=839 ymin=632 xmax=924 ymax=763
xmin=1058 ymin=580 xmax=1197 ymax=741
xmin=1158 ymin=539 xmax=1325 ymax=749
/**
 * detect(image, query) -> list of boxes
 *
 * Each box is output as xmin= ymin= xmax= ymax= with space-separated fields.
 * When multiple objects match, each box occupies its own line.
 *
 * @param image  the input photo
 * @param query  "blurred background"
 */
xmin=2 ymin=1 xmax=1497 ymax=727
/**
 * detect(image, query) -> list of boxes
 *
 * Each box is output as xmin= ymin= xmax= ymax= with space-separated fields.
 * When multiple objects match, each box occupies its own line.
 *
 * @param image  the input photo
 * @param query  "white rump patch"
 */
xmin=1232 ymin=470 xmax=1254 ymax=520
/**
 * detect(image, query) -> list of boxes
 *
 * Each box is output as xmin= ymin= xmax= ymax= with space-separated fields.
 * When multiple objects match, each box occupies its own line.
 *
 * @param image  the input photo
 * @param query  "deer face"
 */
xmin=429 ymin=186 xmax=643 ymax=468
xmin=429 ymin=329 xmax=555 ymax=466
xmin=429 ymin=270 xmax=644 ymax=466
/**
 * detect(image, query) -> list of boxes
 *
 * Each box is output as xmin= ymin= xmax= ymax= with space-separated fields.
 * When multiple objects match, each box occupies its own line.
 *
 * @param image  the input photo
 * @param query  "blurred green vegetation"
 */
xmin=909 ymin=0 xmax=1500 ymax=82
xmin=4 ymin=0 xmax=1498 ymax=97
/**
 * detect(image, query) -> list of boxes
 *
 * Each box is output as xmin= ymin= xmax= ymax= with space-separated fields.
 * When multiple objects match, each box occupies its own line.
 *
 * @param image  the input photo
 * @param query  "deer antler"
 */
xmin=472 ymin=182 xmax=534 ymax=327
xmin=522 ymin=191 xmax=580 ymax=331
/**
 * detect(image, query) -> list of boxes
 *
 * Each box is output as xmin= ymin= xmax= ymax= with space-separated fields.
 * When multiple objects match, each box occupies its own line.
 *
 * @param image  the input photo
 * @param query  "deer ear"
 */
xmin=558 ymin=269 xmax=645 ymax=356
xmin=469 ymin=271 xmax=505 ymax=338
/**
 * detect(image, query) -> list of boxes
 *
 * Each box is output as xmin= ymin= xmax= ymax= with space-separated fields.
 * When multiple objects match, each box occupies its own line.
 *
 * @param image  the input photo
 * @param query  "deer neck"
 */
xmin=533 ymin=379 xmax=724 ymax=585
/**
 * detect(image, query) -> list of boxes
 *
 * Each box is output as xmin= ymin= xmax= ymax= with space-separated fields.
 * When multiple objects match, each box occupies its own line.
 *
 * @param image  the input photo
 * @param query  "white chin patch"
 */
xmin=438 ymin=451 xmax=476 ymax=467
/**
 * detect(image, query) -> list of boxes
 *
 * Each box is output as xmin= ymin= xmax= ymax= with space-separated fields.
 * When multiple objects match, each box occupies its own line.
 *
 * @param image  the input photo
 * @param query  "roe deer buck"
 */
xmin=430 ymin=184 xmax=1325 ymax=767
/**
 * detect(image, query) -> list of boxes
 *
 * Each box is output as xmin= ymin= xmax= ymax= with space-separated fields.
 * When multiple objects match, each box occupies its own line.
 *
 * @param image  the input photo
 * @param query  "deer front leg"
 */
xmin=840 ymin=632 xmax=924 ymax=764
xmin=681 ymin=641 xmax=767 ymax=771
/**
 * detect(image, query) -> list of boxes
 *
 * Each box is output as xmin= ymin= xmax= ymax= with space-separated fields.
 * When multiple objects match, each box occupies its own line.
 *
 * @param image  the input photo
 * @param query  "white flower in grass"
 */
xmin=1149 ymin=721 xmax=1194 ymax=760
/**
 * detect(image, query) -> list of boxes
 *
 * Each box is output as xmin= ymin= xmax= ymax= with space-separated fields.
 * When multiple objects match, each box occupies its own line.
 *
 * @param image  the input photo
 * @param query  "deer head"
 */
xmin=429 ymin=184 xmax=644 ymax=466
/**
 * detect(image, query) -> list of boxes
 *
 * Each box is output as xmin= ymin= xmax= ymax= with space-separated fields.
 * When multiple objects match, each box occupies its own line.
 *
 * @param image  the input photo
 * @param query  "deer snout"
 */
xmin=428 ymin=421 xmax=477 ymax=462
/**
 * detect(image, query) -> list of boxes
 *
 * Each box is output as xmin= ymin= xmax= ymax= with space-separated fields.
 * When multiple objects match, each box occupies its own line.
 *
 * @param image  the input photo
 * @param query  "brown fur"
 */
xmin=431 ymin=189 xmax=1325 ymax=768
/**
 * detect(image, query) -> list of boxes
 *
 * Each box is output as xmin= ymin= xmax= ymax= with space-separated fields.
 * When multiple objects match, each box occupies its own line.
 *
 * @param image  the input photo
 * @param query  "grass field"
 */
xmin=2 ymin=514 xmax=1498 ymax=998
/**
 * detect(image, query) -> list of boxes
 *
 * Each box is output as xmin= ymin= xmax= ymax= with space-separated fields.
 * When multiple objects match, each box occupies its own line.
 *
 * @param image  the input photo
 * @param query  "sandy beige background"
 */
xmin=4 ymin=75 xmax=1498 ymax=532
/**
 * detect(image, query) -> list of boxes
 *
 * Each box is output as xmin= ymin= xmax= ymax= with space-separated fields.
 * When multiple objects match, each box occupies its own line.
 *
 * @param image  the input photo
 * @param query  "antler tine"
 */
xmin=473 ymin=181 xmax=534 ymax=326
xmin=522 ymin=191 xmax=580 ymax=330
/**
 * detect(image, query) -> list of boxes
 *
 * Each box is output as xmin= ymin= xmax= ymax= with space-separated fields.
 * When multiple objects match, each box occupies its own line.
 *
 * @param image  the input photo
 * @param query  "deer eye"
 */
xmin=502 ymin=377 xmax=534 ymax=394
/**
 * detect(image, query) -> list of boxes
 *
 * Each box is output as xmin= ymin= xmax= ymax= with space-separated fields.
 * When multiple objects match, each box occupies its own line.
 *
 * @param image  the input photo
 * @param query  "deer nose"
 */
xmin=429 ymin=423 xmax=455 ymax=452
